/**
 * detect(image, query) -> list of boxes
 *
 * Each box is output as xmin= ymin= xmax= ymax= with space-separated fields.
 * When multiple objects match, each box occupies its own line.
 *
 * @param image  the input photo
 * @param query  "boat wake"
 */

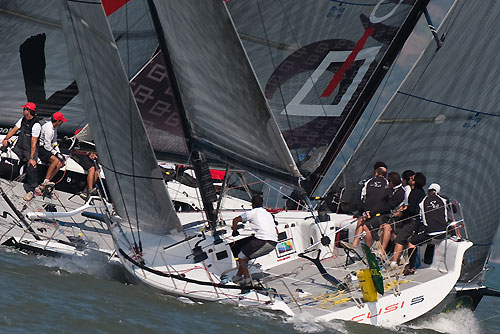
xmin=406 ymin=308 xmax=481 ymax=334
xmin=38 ymin=252 xmax=125 ymax=282
xmin=287 ymin=312 xmax=347 ymax=333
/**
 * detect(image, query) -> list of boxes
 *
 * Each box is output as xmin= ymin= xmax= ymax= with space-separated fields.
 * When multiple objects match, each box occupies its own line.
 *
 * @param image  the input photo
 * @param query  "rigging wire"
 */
xmin=350 ymin=48 xmax=439 ymax=182
xmin=247 ymin=171 xmax=307 ymax=210
xmin=124 ymin=0 xmax=142 ymax=251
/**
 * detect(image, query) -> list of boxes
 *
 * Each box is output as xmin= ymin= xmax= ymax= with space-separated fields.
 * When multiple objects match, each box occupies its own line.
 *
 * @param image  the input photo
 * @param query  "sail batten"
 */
xmin=60 ymin=0 xmax=181 ymax=235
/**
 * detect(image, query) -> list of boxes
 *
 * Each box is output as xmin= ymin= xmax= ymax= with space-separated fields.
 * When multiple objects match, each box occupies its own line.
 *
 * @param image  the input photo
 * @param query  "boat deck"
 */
xmin=260 ymin=251 xmax=444 ymax=318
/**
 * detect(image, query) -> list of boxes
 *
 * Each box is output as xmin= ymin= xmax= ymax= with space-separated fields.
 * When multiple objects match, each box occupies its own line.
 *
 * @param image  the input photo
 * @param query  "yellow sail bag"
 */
xmin=357 ymin=269 xmax=378 ymax=302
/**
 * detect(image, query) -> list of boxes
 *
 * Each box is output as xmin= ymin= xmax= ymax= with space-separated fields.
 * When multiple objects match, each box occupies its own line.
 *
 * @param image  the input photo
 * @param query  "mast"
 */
xmin=146 ymin=0 xmax=219 ymax=232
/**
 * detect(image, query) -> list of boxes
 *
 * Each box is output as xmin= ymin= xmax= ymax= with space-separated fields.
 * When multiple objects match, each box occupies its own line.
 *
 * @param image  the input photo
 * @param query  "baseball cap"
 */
xmin=20 ymin=102 xmax=36 ymax=111
xmin=428 ymin=183 xmax=441 ymax=194
xmin=53 ymin=111 xmax=67 ymax=122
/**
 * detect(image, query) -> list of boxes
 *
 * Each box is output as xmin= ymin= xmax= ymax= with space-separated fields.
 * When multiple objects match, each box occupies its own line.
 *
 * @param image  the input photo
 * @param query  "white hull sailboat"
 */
xmin=111 ymin=211 xmax=471 ymax=326
xmin=58 ymin=0 xmax=478 ymax=327
xmin=0 ymin=149 xmax=251 ymax=259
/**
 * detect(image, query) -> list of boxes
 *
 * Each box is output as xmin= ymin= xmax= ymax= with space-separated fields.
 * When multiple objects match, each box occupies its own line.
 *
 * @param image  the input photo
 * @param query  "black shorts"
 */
xmin=73 ymin=154 xmax=97 ymax=171
xmin=230 ymin=236 xmax=277 ymax=259
xmin=394 ymin=220 xmax=416 ymax=246
xmin=366 ymin=214 xmax=390 ymax=230
xmin=38 ymin=147 xmax=54 ymax=164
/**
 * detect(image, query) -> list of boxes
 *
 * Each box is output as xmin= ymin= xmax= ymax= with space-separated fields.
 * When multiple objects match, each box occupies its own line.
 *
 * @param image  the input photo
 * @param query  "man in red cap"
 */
xmin=1 ymin=102 xmax=41 ymax=200
xmin=35 ymin=111 xmax=67 ymax=193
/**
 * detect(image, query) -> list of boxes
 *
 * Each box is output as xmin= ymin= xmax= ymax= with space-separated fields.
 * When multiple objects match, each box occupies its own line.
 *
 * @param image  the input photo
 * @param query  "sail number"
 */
xmin=463 ymin=116 xmax=481 ymax=129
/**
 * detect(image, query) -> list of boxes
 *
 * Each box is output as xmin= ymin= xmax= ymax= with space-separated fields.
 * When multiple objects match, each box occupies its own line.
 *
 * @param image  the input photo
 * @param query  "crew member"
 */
xmin=370 ymin=172 xmax=405 ymax=250
xmin=349 ymin=166 xmax=389 ymax=248
xmin=231 ymin=195 xmax=278 ymax=285
xmin=1 ymin=102 xmax=41 ymax=201
xmin=36 ymin=112 xmax=67 ymax=192
xmin=390 ymin=172 xmax=426 ymax=274
xmin=409 ymin=183 xmax=448 ymax=245
xmin=401 ymin=170 xmax=415 ymax=206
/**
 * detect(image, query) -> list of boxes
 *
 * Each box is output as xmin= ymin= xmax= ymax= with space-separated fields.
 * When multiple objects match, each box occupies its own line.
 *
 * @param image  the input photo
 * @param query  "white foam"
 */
xmin=407 ymin=308 xmax=481 ymax=334
xmin=178 ymin=297 xmax=197 ymax=304
xmin=287 ymin=312 xmax=347 ymax=333
xmin=39 ymin=251 xmax=115 ymax=280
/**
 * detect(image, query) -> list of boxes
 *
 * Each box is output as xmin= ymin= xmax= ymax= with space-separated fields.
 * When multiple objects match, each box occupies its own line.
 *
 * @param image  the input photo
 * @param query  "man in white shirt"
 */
xmin=230 ymin=195 xmax=278 ymax=285
xmin=36 ymin=112 xmax=67 ymax=192
xmin=1 ymin=102 xmax=41 ymax=200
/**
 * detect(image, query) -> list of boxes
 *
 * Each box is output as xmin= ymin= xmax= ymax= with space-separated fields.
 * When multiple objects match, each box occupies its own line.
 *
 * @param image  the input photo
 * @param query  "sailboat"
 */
xmin=0 ymin=0 xmax=231 ymax=258
xmin=0 ymin=0 xmax=162 ymax=258
xmin=59 ymin=0 xmax=475 ymax=326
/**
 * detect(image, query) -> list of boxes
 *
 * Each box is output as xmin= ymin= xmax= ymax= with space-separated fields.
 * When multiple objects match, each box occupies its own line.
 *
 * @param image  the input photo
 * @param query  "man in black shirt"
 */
xmin=390 ymin=172 xmax=426 ymax=271
xmin=369 ymin=172 xmax=405 ymax=250
xmin=409 ymin=183 xmax=448 ymax=245
xmin=349 ymin=166 xmax=388 ymax=248
xmin=1 ymin=102 xmax=41 ymax=201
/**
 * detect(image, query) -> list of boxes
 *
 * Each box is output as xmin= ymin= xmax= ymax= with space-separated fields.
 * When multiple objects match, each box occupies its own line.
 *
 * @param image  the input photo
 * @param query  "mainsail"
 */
xmin=227 ymin=0 xmax=430 ymax=194
xmin=327 ymin=0 xmax=500 ymax=282
xmin=147 ymin=0 xmax=301 ymax=187
xmin=60 ymin=0 xmax=181 ymax=234
xmin=0 ymin=0 xmax=82 ymax=126
xmin=0 ymin=0 xmax=156 ymax=133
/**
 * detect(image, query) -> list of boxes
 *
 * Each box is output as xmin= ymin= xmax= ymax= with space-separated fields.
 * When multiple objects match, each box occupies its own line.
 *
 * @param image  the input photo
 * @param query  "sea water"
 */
xmin=0 ymin=246 xmax=498 ymax=334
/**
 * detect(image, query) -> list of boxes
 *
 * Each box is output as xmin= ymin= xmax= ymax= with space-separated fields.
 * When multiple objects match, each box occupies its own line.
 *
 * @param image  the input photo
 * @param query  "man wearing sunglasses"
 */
xmin=1 ymin=102 xmax=41 ymax=201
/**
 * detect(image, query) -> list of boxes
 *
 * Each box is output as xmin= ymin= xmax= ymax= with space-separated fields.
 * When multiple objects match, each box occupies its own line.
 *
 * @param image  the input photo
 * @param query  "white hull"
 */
xmin=109 ymin=210 xmax=472 ymax=326
xmin=0 ymin=153 xmax=250 ymax=259
xmin=0 ymin=174 xmax=473 ymax=326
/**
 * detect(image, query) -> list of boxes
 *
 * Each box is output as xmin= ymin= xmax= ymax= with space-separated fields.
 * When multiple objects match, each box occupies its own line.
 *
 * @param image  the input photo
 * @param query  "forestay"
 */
xmin=103 ymin=0 xmax=157 ymax=79
xmin=149 ymin=0 xmax=301 ymax=187
xmin=327 ymin=0 xmax=500 ymax=283
xmin=60 ymin=0 xmax=181 ymax=235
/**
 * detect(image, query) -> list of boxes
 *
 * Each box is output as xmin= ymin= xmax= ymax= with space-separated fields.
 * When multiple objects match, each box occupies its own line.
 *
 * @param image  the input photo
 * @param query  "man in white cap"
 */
xmin=427 ymin=183 xmax=441 ymax=195
xmin=402 ymin=183 xmax=449 ymax=269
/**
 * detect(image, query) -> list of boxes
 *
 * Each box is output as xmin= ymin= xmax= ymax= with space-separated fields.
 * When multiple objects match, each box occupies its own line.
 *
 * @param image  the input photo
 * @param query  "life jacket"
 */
xmin=13 ymin=116 xmax=40 ymax=161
